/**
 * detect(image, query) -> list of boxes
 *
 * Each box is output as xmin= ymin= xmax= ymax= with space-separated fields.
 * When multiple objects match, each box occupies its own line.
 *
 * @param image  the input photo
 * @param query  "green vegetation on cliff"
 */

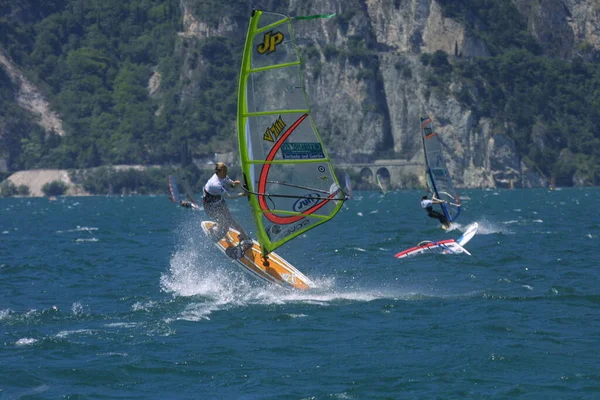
xmin=1 ymin=0 xmax=192 ymax=170
xmin=0 ymin=0 xmax=598 ymax=189
xmin=434 ymin=0 xmax=599 ymax=185
xmin=453 ymin=50 xmax=600 ymax=185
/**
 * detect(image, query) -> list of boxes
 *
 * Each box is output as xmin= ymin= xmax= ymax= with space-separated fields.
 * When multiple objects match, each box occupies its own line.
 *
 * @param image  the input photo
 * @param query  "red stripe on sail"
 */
xmin=257 ymin=114 xmax=336 ymax=224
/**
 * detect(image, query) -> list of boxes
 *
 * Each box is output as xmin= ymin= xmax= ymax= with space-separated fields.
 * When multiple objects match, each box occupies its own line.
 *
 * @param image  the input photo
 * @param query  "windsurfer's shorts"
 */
xmin=204 ymin=200 xmax=235 ymax=226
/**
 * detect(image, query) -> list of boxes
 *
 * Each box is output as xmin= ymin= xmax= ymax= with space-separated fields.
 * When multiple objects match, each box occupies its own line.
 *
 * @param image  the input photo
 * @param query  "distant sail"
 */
xmin=180 ymin=176 xmax=198 ymax=205
xmin=238 ymin=10 xmax=344 ymax=256
xmin=420 ymin=117 xmax=461 ymax=222
xmin=344 ymin=172 xmax=353 ymax=200
xmin=376 ymin=173 xmax=388 ymax=195
xmin=168 ymin=175 xmax=180 ymax=202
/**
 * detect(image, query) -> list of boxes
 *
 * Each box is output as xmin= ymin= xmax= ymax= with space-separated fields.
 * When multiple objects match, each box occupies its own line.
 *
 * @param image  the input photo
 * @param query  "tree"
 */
xmin=42 ymin=180 xmax=67 ymax=196
xmin=0 ymin=180 xmax=17 ymax=197
xmin=80 ymin=142 xmax=101 ymax=167
xmin=17 ymin=184 xmax=30 ymax=196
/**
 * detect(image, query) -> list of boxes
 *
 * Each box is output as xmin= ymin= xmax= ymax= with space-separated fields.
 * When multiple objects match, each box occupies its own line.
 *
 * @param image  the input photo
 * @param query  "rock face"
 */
xmin=254 ymin=0 xmax=600 ymax=188
xmin=262 ymin=0 xmax=505 ymax=188
xmin=4 ymin=0 xmax=600 ymax=189
xmin=0 ymin=49 xmax=65 ymax=137
xmin=176 ymin=0 xmax=502 ymax=187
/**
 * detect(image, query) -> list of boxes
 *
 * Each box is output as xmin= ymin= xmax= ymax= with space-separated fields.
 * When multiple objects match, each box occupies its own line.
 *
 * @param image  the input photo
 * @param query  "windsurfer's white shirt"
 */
xmin=421 ymin=199 xmax=433 ymax=209
xmin=204 ymin=174 xmax=234 ymax=199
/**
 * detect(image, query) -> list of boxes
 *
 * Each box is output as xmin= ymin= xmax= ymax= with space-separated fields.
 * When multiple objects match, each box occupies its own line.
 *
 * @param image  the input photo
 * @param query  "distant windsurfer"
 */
xmin=203 ymin=162 xmax=252 ymax=259
xmin=180 ymin=199 xmax=197 ymax=209
xmin=421 ymin=194 xmax=450 ymax=228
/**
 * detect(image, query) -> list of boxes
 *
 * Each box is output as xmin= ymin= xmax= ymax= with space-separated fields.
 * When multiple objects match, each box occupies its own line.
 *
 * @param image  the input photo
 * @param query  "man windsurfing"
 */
xmin=202 ymin=162 xmax=253 ymax=259
xmin=421 ymin=193 xmax=450 ymax=228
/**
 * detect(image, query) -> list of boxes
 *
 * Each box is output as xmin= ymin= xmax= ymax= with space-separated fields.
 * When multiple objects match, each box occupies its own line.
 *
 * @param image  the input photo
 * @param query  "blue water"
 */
xmin=1 ymin=188 xmax=600 ymax=399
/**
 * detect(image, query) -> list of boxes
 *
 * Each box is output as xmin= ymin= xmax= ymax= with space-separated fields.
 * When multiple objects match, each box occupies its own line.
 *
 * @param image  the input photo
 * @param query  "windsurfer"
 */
xmin=421 ymin=194 xmax=449 ymax=227
xmin=180 ymin=199 xmax=196 ymax=208
xmin=203 ymin=162 xmax=252 ymax=259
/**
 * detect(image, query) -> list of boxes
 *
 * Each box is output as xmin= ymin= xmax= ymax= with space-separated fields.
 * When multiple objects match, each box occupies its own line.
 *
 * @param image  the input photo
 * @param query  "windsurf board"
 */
xmin=456 ymin=222 xmax=478 ymax=246
xmin=395 ymin=239 xmax=468 ymax=258
xmin=395 ymin=222 xmax=478 ymax=258
xmin=200 ymin=221 xmax=314 ymax=290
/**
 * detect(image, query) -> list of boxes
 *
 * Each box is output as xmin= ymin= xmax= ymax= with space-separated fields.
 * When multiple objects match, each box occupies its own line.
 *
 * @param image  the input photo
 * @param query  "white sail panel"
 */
xmin=238 ymin=10 xmax=344 ymax=256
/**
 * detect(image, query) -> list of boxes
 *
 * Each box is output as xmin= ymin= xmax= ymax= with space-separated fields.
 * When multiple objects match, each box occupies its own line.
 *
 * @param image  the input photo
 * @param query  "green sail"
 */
xmin=237 ymin=10 xmax=344 ymax=256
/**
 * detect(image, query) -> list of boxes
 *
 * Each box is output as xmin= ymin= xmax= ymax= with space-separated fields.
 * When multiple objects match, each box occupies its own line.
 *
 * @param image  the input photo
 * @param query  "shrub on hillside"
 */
xmin=17 ymin=185 xmax=30 ymax=196
xmin=0 ymin=180 xmax=17 ymax=197
xmin=42 ymin=180 xmax=67 ymax=196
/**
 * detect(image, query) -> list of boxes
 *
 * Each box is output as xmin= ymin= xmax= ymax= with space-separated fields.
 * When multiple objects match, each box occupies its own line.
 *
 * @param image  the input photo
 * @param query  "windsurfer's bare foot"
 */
xmin=208 ymin=226 xmax=219 ymax=241
xmin=240 ymin=239 xmax=253 ymax=252
xmin=225 ymin=246 xmax=243 ymax=259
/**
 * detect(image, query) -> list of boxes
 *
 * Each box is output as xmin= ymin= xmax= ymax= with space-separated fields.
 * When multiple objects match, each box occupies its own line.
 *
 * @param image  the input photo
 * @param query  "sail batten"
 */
xmin=238 ymin=10 xmax=344 ymax=256
xmin=260 ymin=209 xmax=332 ymax=218
xmin=250 ymin=61 xmax=301 ymax=73
xmin=246 ymin=159 xmax=331 ymax=165
xmin=254 ymin=18 xmax=290 ymax=33
xmin=245 ymin=109 xmax=310 ymax=117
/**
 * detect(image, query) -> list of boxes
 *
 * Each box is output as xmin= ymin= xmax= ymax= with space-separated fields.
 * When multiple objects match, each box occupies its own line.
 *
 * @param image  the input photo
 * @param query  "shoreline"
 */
xmin=0 ymin=168 xmax=578 ymax=198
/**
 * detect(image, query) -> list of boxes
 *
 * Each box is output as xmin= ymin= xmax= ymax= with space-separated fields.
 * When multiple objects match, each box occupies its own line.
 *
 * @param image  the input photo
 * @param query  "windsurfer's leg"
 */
xmin=207 ymin=221 xmax=227 ymax=241
xmin=218 ymin=207 xmax=252 ymax=253
xmin=437 ymin=213 xmax=449 ymax=226
xmin=428 ymin=210 xmax=448 ymax=226
xmin=219 ymin=204 xmax=250 ymax=241
xmin=232 ymin=220 xmax=250 ymax=241
xmin=225 ymin=245 xmax=244 ymax=260
xmin=205 ymin=203 xmax=228 ymax=241
xmin=219 ymin=205 xmax=250 ymax=260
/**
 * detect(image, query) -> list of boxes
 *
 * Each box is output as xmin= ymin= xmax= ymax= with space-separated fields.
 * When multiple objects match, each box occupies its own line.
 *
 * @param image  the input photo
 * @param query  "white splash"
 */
xmin=56 ymin=329 xmax=94 ymax=338
xmin=159 ymin=217 xmax=446 ymax=321
xmin=15 ymin=338 xmax=37 ymax=346
xmin=132 ymin=301 xmax=157 ymax=312
xmin=0 ymin=309 xmax=12 ymax=320
xmin=104 ymin=322 xmax=139 ymax=328
xmin=476 ymin=219 xmax=512 ymax=235
xmin=71 ymin=302 xmax=86 ymax=315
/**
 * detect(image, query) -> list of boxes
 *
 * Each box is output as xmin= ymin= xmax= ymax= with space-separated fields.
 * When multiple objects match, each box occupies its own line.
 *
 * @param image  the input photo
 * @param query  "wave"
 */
xmin=475 ymin=219 xmax=513 ymax=235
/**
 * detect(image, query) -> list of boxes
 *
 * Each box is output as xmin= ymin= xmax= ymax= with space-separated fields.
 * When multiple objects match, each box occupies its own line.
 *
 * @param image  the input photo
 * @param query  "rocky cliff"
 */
xmin=4 ymin=0 xmax=600 ymax=190
xmin=0 ymin=49 xmax=65 ymax=137
xmin=179 ymin=0 xmax=600 ymax=188
xmin=274 ymin=0 xmax=593 ymax=188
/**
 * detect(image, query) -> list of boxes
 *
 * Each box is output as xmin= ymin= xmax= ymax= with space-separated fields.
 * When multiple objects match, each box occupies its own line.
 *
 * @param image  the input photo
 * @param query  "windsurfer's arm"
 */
xmin=224 ymin=176 xmax=242 ymax=188
xmin=221 ymin=185 xmax=248 ymax=199
xmin=223 ymin=191 xmax=248 ymax=198
xmin=227 ymin=178 xmax=247 ymax=196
